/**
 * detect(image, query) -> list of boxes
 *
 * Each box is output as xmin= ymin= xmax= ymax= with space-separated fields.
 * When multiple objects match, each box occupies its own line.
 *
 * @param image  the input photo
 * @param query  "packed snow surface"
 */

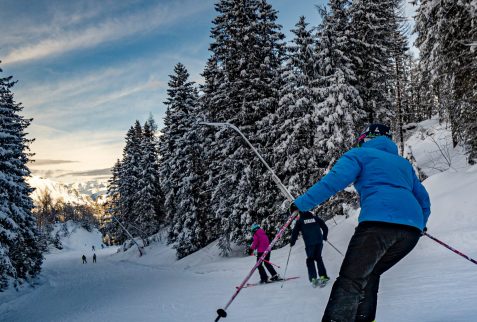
xmin=1 ymin=165 xmax=477 ymax=322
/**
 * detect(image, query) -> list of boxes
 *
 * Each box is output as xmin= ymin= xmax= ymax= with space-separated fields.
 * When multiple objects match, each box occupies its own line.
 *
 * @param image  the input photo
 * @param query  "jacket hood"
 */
xmin=361 ymin=136 xmax=398 ymax=155
xmin=301 ymin=211 xmax=314 ymax=219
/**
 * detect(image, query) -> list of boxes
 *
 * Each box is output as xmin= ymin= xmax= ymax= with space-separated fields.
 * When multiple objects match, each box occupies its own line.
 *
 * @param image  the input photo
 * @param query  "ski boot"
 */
xmin=270 ymin=274 xmax=282 ymax=282
xmin=311 ymin=277 xmax=319 ymax=288
xmin=259 ymin=278 xmax=269 ymax=284
xmin=319 ymin=275 xmax=330 ymax=287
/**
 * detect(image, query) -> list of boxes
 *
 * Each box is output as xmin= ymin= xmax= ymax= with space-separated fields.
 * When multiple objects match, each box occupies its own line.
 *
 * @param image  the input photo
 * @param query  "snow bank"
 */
xmin=54 ymin=221 xmax=104 ymax=253
xmin=406 ymin=118 xmax=468 ymax=176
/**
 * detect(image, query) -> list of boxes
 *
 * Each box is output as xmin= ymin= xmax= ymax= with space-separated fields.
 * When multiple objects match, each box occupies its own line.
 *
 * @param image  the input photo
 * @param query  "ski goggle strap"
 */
xmin=357 ymin=133 xmax=383 ymax=147
xmin=357 ymin=133 xmax=369 ymax=147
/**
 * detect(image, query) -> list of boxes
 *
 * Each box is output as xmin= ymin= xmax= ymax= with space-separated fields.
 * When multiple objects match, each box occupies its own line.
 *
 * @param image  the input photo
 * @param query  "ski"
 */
xmin=237 ymin=276 xmax=300 ymax=289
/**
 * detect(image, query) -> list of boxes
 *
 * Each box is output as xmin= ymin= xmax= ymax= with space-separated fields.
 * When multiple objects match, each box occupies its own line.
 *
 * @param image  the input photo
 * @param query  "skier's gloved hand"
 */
xmin=323 ymin=235 xmax=328 ymax=242
xmin=248 ymin=248 xmax=254 ymax=256
xmin=421 ymin=227 xmax=428 ymax=236
xmin=290 ymin=240 xmax=295 ymax=247
xmin=289 ymin=202 xmax=300 ymax=214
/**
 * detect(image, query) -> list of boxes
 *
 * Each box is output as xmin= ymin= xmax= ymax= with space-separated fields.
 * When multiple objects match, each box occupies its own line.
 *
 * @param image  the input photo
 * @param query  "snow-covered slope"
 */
xmin=2 ymin=121 xmax=476 ymax=322
xmin=50 ymin=221 xmax=105 ymax=253
xmin=405 ymin=118 xmax=469 ymax=176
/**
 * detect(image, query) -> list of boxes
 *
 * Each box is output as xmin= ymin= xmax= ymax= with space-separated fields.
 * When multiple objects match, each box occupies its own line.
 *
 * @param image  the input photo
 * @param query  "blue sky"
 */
xmin=0 ymin=0 xmax=415 ymax=184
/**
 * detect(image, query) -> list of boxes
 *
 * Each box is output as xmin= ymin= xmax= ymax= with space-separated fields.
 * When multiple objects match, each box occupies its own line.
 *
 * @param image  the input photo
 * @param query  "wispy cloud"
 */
xmin=29 ymin=159 xmax=78 ymax=166
xmin=28 ymin=124 xmax=125 ymax=171
xmin=58 ymin=168 xmax=112 ymax=177
xmin=2 ymin=1 xmax=211 ymax=65
xmin=14 ymin=50 xmax=202 ymax=129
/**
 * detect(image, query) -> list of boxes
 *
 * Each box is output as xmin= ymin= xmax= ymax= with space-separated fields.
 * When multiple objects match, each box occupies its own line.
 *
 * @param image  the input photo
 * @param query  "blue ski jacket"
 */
xmin=294 ymin=137 xmax=431 ymax=231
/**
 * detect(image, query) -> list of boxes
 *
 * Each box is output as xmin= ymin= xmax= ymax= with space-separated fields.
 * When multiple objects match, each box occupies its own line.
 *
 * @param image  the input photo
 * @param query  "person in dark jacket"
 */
xmin=93 ymin=253 xmax=97 ymax=263
xmin=249 ymin=223 xmax=281 ymax=283
xmin=82 ymin=255 xmax=87 ymax=264
xmin=290 ymin=124 xmax=431 ymax=322
xmin=290 ymin=211 xmax=329 ymax=287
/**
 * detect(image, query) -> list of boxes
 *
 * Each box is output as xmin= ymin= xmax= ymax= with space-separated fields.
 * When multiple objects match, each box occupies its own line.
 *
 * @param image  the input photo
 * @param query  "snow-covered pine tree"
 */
xmin=315 ymin=0 xmax=365 ymax=165
xmin=290 ymin=0 xmax=364 ymax=222
xmin=201 ymin=0 xmax=285 ymax=254
xmin=0 ymin=65 xmax=42 ymax=291
xmin=117 ymin=122 xmax=143 ymax=239
xmin=102 ymin=159 xmax=124 ymax=243
xmin=415 ymin=0 xmax=477 ymax=163
xmin=268 ymin=16 xmax=320 ymax=205
xmin=159 ymin=63 xmax=204 ymax=251
xmin=348 ymin=0 xmax=396 ymax=125
xmin=441 ymin=1 xmax=477 ymax=163
xmin=401 ymin=55 xmax=419 ymax=124
xmin=174 ymin=112 xmax=217 ymax=258
xmin=134 ymin=117 xmax=163 ymax=238
xmin=388 ymin=2 xmax=412 ymax=155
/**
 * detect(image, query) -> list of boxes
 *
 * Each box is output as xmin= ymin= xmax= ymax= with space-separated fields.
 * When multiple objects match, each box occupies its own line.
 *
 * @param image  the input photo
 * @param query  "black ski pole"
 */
xmin=326 ymin=240 xmax=344 ymax=257
xmin=281 ymin=245 xmax=293 ymax=288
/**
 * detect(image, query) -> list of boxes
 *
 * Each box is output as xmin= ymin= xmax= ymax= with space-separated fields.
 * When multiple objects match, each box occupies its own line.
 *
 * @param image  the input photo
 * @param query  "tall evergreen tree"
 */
xmin=315 ymin=0 xmax=365 ymax=164
xmin=134 ymin=117 xmax=163 ymax=237
xmin=348 ymin=0 xmax=396 ymax=124
xmin=117 ymin=122 xmax=143 ymax=238
xmin=103 ymin=159 xmax=124 ymax=243
xmin=0 ymin=65 xmax=42 ymax=290
xmin=415 ymin=0 xmax=477 ymax=163
xmin=389 ymin=2 xmax=411 ymax=155
xmin=201 ymin=0 xmax=285 ymax=254
xmin=270 ymin=16 xmax=320 ymax=201
xmin=159 ymin=63 xmax=204 ymax=249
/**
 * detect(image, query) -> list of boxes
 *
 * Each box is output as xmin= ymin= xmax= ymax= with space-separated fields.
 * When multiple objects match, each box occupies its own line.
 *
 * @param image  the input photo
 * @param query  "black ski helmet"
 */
xmin=357 ymin=124 xmax=392 ymax=147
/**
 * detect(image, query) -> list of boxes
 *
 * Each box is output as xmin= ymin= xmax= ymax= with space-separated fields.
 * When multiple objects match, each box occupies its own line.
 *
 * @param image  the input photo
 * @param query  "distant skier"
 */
xmin=101 ymin=244 xmax=104 ymax=249
xmin=290 ymin=211 xmax=329 ymax=288
xmin=290 ymin=124 xmax=431 ymax=322
xmin=82 ymin=255 xmax=87 ymax=264
xmin=92 ymin=245 xmax=95 ymax=251
xmin=93 ymin=253 xmax=97 ymax=263
xmin=248 ymin=224 xmax=281 ymax=283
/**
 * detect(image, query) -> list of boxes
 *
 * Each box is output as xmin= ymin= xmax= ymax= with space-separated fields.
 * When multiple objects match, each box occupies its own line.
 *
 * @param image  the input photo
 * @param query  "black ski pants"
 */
xmin=305 ymin=243 xmax=327 ymax=281
xmin=322 ymin=222 xmax=421 ymax=322
xmin=257 ymin=252 xmax=277 ymax=282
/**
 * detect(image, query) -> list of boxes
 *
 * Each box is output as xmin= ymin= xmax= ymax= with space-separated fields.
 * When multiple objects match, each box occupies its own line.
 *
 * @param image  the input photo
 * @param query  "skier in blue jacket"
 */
xmin=290 ymin=124 xmax=431 ymax=322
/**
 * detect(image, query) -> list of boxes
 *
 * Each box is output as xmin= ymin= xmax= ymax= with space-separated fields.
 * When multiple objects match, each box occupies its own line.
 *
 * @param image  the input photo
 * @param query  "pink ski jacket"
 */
xmin=250 ymin=228 xmax=270 ymax=253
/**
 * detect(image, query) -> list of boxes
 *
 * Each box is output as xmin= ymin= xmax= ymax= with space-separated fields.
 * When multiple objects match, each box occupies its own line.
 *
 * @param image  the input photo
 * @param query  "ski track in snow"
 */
xmin=2 ymin=196 xmax=477 ymax=322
